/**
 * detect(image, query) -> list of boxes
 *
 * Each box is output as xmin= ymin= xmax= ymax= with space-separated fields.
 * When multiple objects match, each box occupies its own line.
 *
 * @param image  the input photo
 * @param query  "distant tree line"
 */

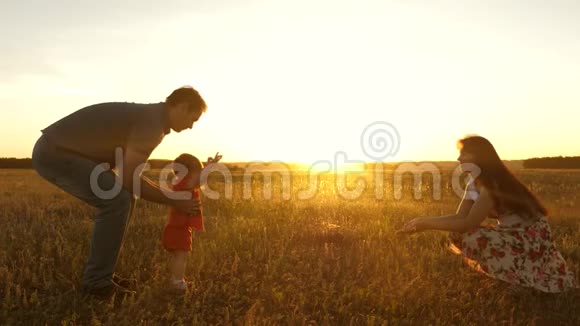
xmin=523 ymin=156 xmax=580 ymax=169
xmin=0 ymin=158 xmax=176 ymax=169
xmin=0 ymin=158 xmax=33 ymax=169
xmin=147 ymin=159 xmax=173 ymax=170
xmin=3 ymin=156 xmax=577 ymax=170
xmin=0 ymin=157 xmax=244 ymax=171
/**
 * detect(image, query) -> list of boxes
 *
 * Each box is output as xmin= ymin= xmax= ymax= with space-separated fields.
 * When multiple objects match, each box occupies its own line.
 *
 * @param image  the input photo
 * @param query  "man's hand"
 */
xmin=172 ymin=196 xmax=201 ymax=215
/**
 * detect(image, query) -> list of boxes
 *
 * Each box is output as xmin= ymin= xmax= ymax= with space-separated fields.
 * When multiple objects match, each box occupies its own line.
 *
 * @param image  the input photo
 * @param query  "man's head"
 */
xmin=166 ymin=86 xmax=207 ymax=132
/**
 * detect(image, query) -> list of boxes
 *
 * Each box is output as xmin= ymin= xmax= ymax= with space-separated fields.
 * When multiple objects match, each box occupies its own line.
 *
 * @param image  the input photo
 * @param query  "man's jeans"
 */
xmin=31 ymin=134 xmax=135 ymax=289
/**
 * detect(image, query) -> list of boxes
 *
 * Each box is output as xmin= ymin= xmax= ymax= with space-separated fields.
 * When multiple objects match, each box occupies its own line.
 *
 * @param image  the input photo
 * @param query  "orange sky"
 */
xmin=1 ymin=1 xmax=579 ymax=163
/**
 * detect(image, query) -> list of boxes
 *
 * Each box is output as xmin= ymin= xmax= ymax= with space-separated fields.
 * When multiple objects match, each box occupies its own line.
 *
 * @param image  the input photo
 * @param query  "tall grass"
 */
xmin=0 ymin=168 xmax=579 ymax=325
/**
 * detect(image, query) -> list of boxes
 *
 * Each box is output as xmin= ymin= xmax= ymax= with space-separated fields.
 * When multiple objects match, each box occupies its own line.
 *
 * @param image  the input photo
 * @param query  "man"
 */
xmin=31 ymin=86 xmax=206 ymax=299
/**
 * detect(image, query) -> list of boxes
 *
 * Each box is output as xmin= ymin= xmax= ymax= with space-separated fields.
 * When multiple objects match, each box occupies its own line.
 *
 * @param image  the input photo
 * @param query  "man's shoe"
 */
xmin=112 ymin=274 xmax=138 ymax=291
xmin=81 ymin=282 xmax=136 ymax=300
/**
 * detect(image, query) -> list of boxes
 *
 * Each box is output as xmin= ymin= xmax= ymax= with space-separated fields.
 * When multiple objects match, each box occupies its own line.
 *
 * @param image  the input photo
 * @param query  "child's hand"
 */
xmin=205 ymin=152 xmax=223 ymax=165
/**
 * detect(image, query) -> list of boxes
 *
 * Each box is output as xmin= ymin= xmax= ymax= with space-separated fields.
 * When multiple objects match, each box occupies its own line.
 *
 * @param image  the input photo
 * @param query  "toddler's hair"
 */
xmin=173 ymin=153 xmax=203 ymax=176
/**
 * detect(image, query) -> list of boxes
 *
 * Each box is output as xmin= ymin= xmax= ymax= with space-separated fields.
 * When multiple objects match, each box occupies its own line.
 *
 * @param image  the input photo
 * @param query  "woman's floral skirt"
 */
xmin=449 ymin=217 xmax=578 ymax=293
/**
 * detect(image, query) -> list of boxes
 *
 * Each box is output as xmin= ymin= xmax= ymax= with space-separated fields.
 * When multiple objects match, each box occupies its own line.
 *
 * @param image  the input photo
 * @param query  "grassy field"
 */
xmin=0 ymin=167 xmax=579 ymax=325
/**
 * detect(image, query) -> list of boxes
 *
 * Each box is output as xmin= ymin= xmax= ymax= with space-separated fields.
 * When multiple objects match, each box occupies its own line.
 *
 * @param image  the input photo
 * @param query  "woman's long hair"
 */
xmin=457 ymin=136 xmax=547 ymax=219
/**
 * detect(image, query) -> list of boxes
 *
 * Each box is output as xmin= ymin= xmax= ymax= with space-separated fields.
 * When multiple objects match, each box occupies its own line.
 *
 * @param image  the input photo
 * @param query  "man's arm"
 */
xmin=120 ymin=147 xmax=199 ymax=213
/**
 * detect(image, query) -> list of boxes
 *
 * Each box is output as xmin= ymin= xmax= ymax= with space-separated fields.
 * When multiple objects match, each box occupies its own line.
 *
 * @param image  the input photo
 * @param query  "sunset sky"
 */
xmin=1 ymin=0 xmax=579 ymax=164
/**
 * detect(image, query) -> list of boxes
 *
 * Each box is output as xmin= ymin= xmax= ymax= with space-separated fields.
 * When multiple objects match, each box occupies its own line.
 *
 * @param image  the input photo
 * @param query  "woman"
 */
xmin=398 ymin=135 xmax=577 ymax=293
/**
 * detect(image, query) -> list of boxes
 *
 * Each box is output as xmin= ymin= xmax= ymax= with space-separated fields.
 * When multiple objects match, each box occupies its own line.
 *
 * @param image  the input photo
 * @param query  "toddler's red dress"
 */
xmin=162 ymin=177 xmax=204 ymax=251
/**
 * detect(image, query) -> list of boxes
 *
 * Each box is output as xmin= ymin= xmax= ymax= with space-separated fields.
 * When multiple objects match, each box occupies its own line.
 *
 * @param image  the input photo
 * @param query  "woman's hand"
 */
xmin=397 ymin=218 xmax=426 ymax=234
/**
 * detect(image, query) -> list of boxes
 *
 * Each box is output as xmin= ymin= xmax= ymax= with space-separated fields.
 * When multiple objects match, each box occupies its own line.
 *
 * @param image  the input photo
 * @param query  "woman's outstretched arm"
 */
xmin=398 ymin=187 xmax=493 ymax=234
